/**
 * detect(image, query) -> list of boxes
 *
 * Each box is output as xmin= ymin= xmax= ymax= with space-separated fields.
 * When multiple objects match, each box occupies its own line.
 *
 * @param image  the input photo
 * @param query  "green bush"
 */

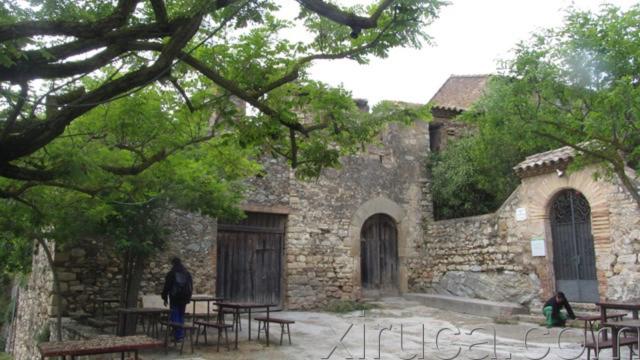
xmin=324 ymin=300 xmax=376 ymax=313
xmin=34 ymin=325 xmax=50 ymax=344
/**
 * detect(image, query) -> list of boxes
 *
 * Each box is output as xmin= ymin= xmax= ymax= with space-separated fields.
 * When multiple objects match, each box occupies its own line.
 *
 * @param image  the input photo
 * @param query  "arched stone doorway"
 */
xmin=360 ymin=214 xmax=399 ymax=295
xmin=550 ymin=189 xmax=599 ymax=302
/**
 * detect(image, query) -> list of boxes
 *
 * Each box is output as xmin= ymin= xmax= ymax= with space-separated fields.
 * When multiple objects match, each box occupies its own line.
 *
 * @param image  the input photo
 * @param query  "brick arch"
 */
xmin=523 ymin=171 xmax=612 ymax=300
xmin=348 ymin=196 xmax=409 ymax=296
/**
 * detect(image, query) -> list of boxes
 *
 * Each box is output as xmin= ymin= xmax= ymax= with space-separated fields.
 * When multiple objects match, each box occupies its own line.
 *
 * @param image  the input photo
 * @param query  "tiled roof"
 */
xmin=513 ymin=146 xmax=575 ymax=177
xmin=429 ymin=74 xmax=491 ymax=112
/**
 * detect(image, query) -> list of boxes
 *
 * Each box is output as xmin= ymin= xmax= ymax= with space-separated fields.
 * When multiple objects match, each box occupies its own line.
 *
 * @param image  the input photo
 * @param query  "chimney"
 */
xmin=354 ymin=98 xmax=369 ymax=112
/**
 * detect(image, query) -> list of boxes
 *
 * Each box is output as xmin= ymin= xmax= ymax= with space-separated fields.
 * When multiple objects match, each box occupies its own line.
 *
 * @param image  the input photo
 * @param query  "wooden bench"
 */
xmin=38 ymin=335 xmax=162 ymax=360
xmin=584 ymin=336 xmax=636 ymax=360
xmin=255 ymin=316 xmax=294 ymax=345
xmin=160 ymin=321 xmax=196 ymax=354
xmin=193 ymin=320 xmax=233 ymax=351
xmin=577 ymin=313 xmax=636 ymax=360
xmin=219 ymin=308 xmax=242 ymax=331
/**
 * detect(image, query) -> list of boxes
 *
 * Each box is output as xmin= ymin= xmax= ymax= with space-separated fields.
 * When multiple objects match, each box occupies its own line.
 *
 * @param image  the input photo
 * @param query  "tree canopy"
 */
xmin=0 ymin=0 xmax=440 ymax=269
xmin=496 ymin=4 xmax=640 ymax=205
xmin=431 ymin=4 xmax=640 ymax=219
xmin=0 ymin=0 xmax=442 ymax=181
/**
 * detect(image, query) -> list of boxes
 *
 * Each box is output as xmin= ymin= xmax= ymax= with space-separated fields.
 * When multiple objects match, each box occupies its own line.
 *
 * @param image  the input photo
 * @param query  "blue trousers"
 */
xmin=170 ymin=303 xmax=187 ymax=340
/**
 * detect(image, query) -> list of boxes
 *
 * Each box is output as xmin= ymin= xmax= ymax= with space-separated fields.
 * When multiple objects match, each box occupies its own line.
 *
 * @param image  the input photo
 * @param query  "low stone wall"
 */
xmin=421 ymin=210 xmax=539 ymax=306
xmin=7 ymin=241 xmax=55 ymax=360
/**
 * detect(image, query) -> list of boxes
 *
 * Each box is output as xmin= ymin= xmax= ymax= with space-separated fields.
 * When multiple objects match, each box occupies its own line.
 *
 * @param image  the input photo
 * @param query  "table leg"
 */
xmin=207 ymin=301 xmax=210 ymax=322
xmin=602 ymin=307 xmax=609 ymax=341
xmin=248 ymin=308 xmax=252 ymax=340
xmin=612 ymin=326 xmax=619 ymax=359
xmin=234 ymin=308 xmax=239 ymax=349
xmin=192 ymin=301 xmax=196 ymax=321
xmin=266 ymin=306 xmax=270 ymax=347
xmin=633 ymin=310 xmax=638 ymax=320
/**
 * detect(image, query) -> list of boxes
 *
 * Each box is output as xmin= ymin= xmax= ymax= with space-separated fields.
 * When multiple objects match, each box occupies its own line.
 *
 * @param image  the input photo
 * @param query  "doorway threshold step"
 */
xmin=404 ymin=293 xmax=527 ymax=317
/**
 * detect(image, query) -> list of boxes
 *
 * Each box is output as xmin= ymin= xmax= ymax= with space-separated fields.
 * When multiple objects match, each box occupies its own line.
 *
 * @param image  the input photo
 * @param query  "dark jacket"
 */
xmin=544 ymin=296 xmax=576 ymax=320
xmin=161 ymin=264 xmax=193 ymax=306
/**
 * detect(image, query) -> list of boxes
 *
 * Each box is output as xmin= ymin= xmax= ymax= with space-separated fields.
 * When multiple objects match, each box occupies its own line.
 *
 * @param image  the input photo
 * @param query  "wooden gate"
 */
xmin=216 ymin=212 xmax=286 ymax=305
xmin=550 ymin=189 xmax=599 ymax=302
xmin=360 ymin=214 xmax=399 ymax=293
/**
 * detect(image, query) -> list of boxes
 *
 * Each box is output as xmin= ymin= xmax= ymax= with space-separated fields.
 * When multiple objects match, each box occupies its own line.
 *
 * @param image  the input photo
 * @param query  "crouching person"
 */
xmin=543 ymin=291 xmax=576 ymax=327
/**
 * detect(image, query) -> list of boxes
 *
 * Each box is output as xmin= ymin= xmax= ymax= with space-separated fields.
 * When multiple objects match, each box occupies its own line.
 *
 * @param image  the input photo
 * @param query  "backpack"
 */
xmin=170 ymin=270 xmax=192 ymax=303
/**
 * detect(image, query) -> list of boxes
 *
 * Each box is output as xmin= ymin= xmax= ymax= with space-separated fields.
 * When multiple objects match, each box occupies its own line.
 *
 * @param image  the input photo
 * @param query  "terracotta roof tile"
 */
xmin=513 ymin=146 xmax=575 ymax=177
xmin=429 ymin=74 xmax=491 ymax=112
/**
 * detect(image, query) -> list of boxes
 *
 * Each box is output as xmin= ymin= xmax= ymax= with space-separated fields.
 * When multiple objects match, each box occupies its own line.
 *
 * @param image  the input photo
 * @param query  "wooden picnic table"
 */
xmin=215 ymin=301 xmax=277 ymax=349
xmin=95 ymin=297 xmax=142 ymax=318
xmin=576 ymin=312 xmax=628 ymax=342
xmin=117 ymin=307 xmax=169 ymax=337
xmin=189 ymin=295 xmax=223 ymax=321
xmin=38 ymin=335 xmax=163 ymax=360
xmin=597 ymin=302 xmax=640 ymax=320
xmin=601 ymin=319 xmax=640 ymax=359
xmin=94 ymin=297 xmax=119 ymax=318
xmin=596 ymin=302 xmax=640 ymax=341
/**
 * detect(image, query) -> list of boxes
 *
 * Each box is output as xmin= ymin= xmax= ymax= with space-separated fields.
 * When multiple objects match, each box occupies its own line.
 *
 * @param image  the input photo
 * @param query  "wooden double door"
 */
xmin=361 ymin=214 xmax=399 ymax=294
xmin=216 ymin=212 xmax=286 ymax=305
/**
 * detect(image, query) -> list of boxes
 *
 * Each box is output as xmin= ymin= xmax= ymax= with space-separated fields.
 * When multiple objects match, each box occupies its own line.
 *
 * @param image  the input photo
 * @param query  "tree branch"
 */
xmin=0 ymin=0 xmax=141 ymax=41
xmin=150 ymin=0 xmax=169 ymax=24
xmin=167 ymin=77 xmax=195 ymax=112
xmin=100 ymin=132 xmax=214 ymax=176
xmin=0 ymin=16 xmax=203 ymax=164
xmin=0 ymin=163 xmax=55 ymax=181
xmin=3 ymin=46 xmax=130 ymax=82
xmin=253 ymin=13 xmax=395 ymax=97
xmin=1 ymin=83 xmax=28 ymax=141
xmin=296 ymin=0 xmax=394 ymax=34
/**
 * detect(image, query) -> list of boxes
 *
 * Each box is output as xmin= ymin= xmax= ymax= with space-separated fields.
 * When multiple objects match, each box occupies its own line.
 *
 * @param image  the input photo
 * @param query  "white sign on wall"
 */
xmin=515 ymin=207 xmax=527 ymax=221
xmin=531 ymin=238 xmax=546 ymax=257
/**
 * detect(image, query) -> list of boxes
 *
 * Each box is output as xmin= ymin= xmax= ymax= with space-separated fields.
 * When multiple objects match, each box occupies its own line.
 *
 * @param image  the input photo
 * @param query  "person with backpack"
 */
xmin=161 ymin=257 xmax=193 ymax=340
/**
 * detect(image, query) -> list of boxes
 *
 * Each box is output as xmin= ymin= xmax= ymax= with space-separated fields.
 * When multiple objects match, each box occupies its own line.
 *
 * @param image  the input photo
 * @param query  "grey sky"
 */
xmin=308 ymin=0 xmax=637 ymax=106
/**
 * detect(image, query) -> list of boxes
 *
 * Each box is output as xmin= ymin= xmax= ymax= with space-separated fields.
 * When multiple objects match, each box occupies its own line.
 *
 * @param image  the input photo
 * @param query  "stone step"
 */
xmin=404 ymin=293 xmax=527 ymax=317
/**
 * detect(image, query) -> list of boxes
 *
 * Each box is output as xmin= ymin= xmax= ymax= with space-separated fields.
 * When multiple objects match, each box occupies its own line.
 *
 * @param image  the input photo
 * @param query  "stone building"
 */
xmin=428 ymin=74 xmax=489 ymax=152
xmin=6 ymin=75 xmax=640 ymax=359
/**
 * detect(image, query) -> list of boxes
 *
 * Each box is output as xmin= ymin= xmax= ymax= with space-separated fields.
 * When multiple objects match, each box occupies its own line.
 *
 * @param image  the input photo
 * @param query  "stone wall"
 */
xmin=53 ymin=209 xmax=216 ymax=315
xmin=7 ymin=241 xmax=54 ymax=360
xmin=284 ymin=121 xmax=431 ymax=309
xmin=421 ymin=209 xmax=540 ymax=306
xmin=428 ymin=112 xmax=474 ymax=153
xmin=421 ymin=165 xmax=640 ymax=307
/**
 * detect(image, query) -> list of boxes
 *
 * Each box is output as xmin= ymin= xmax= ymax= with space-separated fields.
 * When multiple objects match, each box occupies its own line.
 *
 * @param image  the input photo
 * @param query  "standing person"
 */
xmin=543 ymin=291 xmax=576 ymax=327
xmin=162 ymin=257 xmax=193 ymax=341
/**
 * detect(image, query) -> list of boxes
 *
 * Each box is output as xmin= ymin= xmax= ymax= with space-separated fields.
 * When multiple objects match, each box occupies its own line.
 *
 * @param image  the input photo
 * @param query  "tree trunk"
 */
xmin=118 ymin=250 xmax=146 ymax=335
xmin=34 ymin=237 xmax=62 ymax=342
xmin=615 ymin=165 xmax=640 ymax=209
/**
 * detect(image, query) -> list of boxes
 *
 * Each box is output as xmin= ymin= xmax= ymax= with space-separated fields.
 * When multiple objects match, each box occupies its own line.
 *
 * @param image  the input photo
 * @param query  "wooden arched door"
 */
xmin=361 ymin=214 xmax=398 ymax=293
xmin=550 ymin=189 xmax=599 ymax=302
